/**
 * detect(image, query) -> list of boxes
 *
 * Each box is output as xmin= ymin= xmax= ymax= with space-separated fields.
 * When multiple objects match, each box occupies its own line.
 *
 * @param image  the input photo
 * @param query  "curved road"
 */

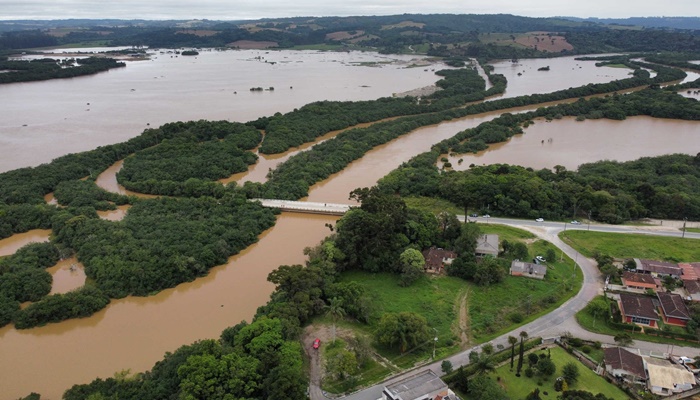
xmin=315 ymin=219 xmax=700 ymax=400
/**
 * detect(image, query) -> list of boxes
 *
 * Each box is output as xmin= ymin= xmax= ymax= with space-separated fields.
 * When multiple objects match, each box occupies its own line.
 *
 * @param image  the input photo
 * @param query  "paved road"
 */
xmin=320 ymin=220 xmax=700 ymax=400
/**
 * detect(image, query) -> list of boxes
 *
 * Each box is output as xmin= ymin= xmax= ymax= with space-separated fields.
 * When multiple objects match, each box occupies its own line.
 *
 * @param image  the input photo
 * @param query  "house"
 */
xmin=604 ymin=347 xmax=646 ymax=385
xmin=475 ymin=234 xmax=499 ymax=257
xmin=657 ymin=292 xmax=691 ymax=327
xmin=645 ymin=357 xmax=696 ymax=396
xmin=422 ymin=247 xmax=457 ymax=273
xmin=510 ymin=260 xmax=547 ymax=280
xmin=618 ymin=293 xmax=659 ymax=327
xmin=678 ymin=263 xmax=699 ymax=281
xmin=622 ymin=271 xmax=658 ymax=291
xmin=381 ymin=369 xmax=455 ymax=400
xmin=634 ymin=259 xmax=682 ymax=279
xmin=684 ymin=280 xmax=700 ymax=302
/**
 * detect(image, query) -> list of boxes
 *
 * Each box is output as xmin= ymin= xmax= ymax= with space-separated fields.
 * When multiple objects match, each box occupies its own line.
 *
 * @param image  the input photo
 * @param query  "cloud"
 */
xmin=0 ymin=0 xmax=698 ymax=20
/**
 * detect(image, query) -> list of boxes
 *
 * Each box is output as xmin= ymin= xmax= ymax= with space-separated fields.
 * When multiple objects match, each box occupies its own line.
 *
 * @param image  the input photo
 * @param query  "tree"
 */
xmin=469 ymin=350 xmax=496 ymax=376
xmin=516 ymin=330 xmax=528 ymax=376
xmin=546 ymin=248 xmax=556 ymax=263
xmin=562 ymin=362 xmax=580 ymax=385
xmin=536 ymin=357 xmax=556 ymax=377
xmin=525 ymin=388 xmax=542 ymax=400
xmin=508 ymin=335 xmax=518 ymax=370
xmin=441 ymin=359 xmax=453 ymax=374
xmin=399 ymin=248 xmax=425 ymax=287
xmin=468 ymin=376 xmax=509 ymax=400
xmin=325 ymin=297 xmax=346 ymax=343
xmin=614 ymin=332 xmax=634 ymax=347
xmin=375 ymin=312 xmax=430 ymax=353
xmin=326 ymin=348 xmax=358 ymax=380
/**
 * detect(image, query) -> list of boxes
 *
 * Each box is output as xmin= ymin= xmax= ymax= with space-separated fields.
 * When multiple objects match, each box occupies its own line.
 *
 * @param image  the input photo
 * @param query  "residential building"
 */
xmin=604 ymin=347 xmax=647 ymax=385
xmin=510 ymin=260 xmax=546 ymax=280
xmin=618 ymin=293 xmax=659 ymax=327
xmin=381 ymin=369 xmax=455 ymax=400
xmin=622 ymin=271 xmax=658 ymax=291
xmin=645 ymin=357 xmax=696 ymax=396
xmin=678 ymin=263 xmax=699 ymax=281
xmin=684 ymin=280 xmax=700 ymax=302
xmin=634 ymin=259 xmax=682 ymax=279
xmin=657 ymin=292 xmax=691 ymax=327
xmin=475 ymin=234 xmax=499 ymax=257
xmin=421 ymin=247 xmax=457 ymax=273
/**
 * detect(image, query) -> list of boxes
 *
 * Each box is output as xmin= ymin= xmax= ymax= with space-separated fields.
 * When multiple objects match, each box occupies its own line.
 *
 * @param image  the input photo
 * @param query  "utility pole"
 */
xmin=587 ymin=211 xmax=592 ymax=231
xmin=682 ymin=218 xmax=687 ymax=239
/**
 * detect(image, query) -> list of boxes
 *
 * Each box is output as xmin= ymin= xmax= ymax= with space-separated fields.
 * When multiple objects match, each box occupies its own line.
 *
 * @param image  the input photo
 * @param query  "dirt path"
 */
xmin=456 ymin=288 xmax=471 ymax=349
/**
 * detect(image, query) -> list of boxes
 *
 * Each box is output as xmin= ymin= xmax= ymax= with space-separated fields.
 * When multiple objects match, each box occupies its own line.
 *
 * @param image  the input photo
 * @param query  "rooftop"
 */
xmin=685 ymin=279 xmax=700 ymax=295
xmin=619 ymin=293 xmax=659 ymax=320
xmin=622 ymin=271 xmax=656 ymax=285
xmin=422 ymin=247 xmax=457 ymax=270
xmin=635 ymin=259 xmax=682 ymax=276
xmin=679 ymin=263 xmax=699 ymax=281
xmin=510 ymin=260 xmax=547 ymax=277
xmin=645 ymin=357 xmax=695 ymax=390
xmin=604 ymin=347 xmax=646 ymax=378
xmin=385 ymin=370 xmax=447 ymax=400
xmin=475 ymin=234 xmax=499 ymax=256
xmin=657 ymin=292 xmax=691 ymax=320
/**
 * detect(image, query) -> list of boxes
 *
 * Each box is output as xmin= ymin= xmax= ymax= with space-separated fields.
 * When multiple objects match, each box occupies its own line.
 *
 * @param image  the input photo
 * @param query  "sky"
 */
xmin=0 ymin=0 xmax=698 ymax=21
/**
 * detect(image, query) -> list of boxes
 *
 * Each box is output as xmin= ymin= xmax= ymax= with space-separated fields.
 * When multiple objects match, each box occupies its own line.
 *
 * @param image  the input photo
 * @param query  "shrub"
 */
xmin=525 ymin=367 xmax=535 ymax=378
xmin=581 ymin=345 xmax=592 ymax=354
xmin=508 ymin=312 xmax=524 ymax=323
xmin=569 ymin=337 xmax=583 ymax=347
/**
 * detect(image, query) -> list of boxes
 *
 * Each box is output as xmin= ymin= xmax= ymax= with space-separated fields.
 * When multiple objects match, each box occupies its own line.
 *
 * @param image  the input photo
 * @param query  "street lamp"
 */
xmin=432 ymin=328 xmax=438 ymax=360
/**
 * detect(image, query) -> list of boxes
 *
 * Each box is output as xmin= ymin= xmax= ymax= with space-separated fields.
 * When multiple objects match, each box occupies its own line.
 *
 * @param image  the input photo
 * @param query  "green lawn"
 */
xmin=480 ymin=224 xmax=536 ymax=242
xmin=404 ymin=196 xmax=462 ymax=215
xmin=492 ymin=346 xmax=628 ymax=400
xmin=321 ymin=339 xmax=394 ymax=393
xmin=560 ymin=230 xmax=700 ymax=261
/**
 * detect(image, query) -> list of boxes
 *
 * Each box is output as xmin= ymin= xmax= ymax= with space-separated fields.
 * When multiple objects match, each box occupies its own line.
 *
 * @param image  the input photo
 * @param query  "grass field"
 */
xmin=560 ymin=230 xmax=700 ymax=261
xmin=404 ymin=196 xmax=463 ymax=215
xmin=492 ymin=346 xmax=628 ymax=400
xmin=321 ymin=338 xmax=395 ymax=393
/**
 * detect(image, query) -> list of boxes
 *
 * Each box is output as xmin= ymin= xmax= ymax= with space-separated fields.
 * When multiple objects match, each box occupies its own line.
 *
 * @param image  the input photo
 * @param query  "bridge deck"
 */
xmin=252 ymin=199 xmax=354 ymax=216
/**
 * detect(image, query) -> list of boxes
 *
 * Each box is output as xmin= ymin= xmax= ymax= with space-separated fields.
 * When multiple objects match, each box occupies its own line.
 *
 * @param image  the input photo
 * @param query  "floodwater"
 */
xmin=489 ymin=55 xmax=632 ymax=99
xmin=0 ymin=50 xmax=696 ymax=399
xmin=0 ymin=213 xmax=337 ymax=399
xmin=46 ymin=257 xmax=86 ymax=295
xmin=0 ymin=49 xmax=445 ymax=173
xmin=0 ymin=229 xmax=51 ymax=257
xmin=446 ymin=116 xmax=700 ymax=171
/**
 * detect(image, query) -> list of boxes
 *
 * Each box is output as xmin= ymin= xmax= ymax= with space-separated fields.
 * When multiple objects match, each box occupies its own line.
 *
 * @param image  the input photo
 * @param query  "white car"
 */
xmin=536 ymin=256 xmax=546 ymax=263
xmin=482 ymin=214 xmax=491 ymax=218
xmin=570 ymin=220 xmax=581 ymax=225
xmin=535 ymin=218 xmax=544 ymax=222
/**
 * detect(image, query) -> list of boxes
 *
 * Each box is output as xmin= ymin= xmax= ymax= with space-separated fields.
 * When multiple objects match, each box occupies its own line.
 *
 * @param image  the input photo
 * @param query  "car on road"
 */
xmin=482 ymin=214 xmax=491 ymax=218
xmin=535 ymin=218 xmax=544 ymax=222
xmin=570 ymin=220 xmax=581 ymax=225
xmin=535 ymin=255 xmax=546 ymax=263
xmin=313 ymin=338 xmax=321 ymax=349
xmin=470 ymin=213 xmax=479 ymax=218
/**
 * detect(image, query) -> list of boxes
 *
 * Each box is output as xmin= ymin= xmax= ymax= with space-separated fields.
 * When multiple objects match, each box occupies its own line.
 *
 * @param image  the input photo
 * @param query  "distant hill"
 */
xmin=2 ymin=14 xmax=699 ymax=59
xmin=562 ymin=16 xmax=700 ymax=30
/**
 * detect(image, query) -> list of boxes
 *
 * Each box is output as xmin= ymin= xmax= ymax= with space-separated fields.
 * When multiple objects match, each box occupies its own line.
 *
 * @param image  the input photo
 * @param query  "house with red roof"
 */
xmin=657 ymin=292 xmax=691 ymax=327
xmin=618 ymin=293 xmax=659 ymax=327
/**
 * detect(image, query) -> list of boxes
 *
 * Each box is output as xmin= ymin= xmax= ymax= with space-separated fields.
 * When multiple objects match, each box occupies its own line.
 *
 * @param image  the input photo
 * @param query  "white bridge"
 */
xmin=252 ymin=198 xmax=354 ymax=216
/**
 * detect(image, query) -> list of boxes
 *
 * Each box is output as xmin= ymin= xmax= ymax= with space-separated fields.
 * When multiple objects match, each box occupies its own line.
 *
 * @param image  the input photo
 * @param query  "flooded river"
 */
xmin=0 ymin=50 xmax=698 ymax=399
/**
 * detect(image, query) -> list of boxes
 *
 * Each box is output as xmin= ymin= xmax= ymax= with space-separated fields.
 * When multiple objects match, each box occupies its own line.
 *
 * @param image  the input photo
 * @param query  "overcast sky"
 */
xmin=1 ymin=0 xmax=699 ymax=21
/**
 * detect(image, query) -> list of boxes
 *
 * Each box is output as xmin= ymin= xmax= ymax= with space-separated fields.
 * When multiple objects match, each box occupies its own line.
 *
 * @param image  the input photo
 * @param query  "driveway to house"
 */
xmin=324 ymin=220 xmax=700 ymax=400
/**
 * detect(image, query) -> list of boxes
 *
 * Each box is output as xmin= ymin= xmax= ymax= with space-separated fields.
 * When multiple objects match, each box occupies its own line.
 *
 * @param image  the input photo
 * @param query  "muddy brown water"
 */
xmin=0 ymin=51 xmax=697 ymax=399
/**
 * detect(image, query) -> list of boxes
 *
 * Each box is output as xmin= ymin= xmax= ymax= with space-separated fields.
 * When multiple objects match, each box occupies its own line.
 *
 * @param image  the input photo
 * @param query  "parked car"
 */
xmin=313 ymin=338 xmax=321 ymax=349
xmin=535 ymin=218 xmax=544 ymax=222
xmin=570 ymin=220 xmax=581 ymax=225
xmin=535 ymin=255 xmax=546 ymax=263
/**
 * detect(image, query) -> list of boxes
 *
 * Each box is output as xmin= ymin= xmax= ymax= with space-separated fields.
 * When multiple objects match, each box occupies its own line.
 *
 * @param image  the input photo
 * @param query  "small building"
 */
xmin=678 ymin=263 xmax=699 ymax=281
xmin=510 ymin=260 xmax=546 ymax=280
xmin=684 ymin=280 xmax=700 ymax=302
xmin=475 ymin=234 xmax=499 ymax=257
xmin=618 ymin=293 xmax=659 ymax=327
xmin=645 ymin=357 xmax=696 ymax=396
xmin=622 ymin=271 xmax=658 ymax=291
xmin=634 ymin=259 xmax=682 ymax=279
xmin=381 ymin=369 xmax=455 ymax=400
xmin=657 ymin=292 xmax=691 ymax=327
xmin=422 ymin=247 xmax=457 ymax=273
xmin=604 ymin=347 xmax=647 ymax=385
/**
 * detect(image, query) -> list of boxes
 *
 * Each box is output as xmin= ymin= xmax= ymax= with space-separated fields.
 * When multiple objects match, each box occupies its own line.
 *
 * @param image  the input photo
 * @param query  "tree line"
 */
xmin=0 ymin=57 xmax=125 ymax=84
